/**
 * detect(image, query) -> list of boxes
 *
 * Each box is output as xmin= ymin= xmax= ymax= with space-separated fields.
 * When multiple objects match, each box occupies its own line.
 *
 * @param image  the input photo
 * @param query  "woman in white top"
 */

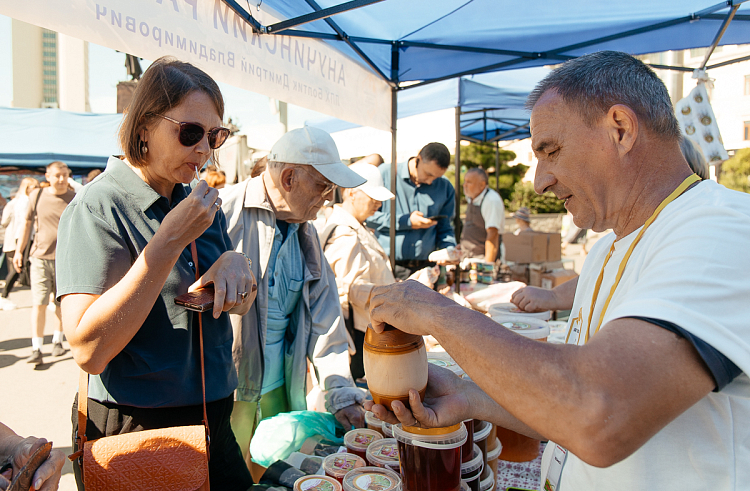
xmin=1 ymin=177 xmax=39 ymax=309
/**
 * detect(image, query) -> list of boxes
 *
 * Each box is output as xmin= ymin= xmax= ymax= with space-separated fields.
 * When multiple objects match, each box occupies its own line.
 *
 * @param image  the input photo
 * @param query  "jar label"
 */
xmin=373 ymin=444 xmax=399 ymax=461
xmin=354 ymin=433 xmax=376 ymax=446
xmin=299 ymin=478 xmax=335 ymax=491
xmin=353 ymin=474 xmax=395 ymax=490
xmin=331 ymin=454 xmax=360 ymax=472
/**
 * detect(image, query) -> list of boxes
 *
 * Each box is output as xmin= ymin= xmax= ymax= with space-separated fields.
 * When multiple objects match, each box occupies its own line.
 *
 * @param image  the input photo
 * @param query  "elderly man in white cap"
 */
xmin=317 ymin=162 xmax=396 ymax=381
xmin=221 ymin=127 xmax=368 ymax=465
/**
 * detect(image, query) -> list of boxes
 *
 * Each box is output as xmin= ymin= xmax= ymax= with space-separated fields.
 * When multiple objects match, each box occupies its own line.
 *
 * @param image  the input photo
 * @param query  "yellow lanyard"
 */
xmin=575 ymin=174 xmax=701 ymax=345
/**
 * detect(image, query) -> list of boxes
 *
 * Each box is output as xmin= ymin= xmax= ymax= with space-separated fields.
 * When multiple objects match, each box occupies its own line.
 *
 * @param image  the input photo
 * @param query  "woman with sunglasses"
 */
xmin=56 ymin=57 xmax=256 ymax=490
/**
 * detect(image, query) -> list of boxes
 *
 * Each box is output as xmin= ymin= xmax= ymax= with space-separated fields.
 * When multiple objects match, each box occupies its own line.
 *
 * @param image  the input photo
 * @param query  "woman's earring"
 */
xmin=141 ymin=141 xmax=148 ymax=154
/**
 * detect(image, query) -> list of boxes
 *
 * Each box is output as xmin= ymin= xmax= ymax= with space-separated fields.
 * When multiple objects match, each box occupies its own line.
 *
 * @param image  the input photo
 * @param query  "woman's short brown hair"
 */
xmin=119 ymin=57 xmax=224 ymax=167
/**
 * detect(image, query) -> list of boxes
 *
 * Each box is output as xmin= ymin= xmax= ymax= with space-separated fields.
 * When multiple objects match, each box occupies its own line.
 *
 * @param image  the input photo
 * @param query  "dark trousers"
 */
xmin=2 ymin=250 xmax=19 ymax=298
xmin=393 ymin=260 xmax=434 ymax=281
xmin=71 ymin=394 xmax=253 ymax=491
xmin=350 ymin=328 xmax=366 ymax=380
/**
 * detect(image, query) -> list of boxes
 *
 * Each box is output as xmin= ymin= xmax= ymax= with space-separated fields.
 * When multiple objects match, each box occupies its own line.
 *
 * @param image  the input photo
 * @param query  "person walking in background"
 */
xmin=366 ymin=142 xmax=456 ymax=279
xmin=13 ymin=163 xmax=74 ymax=366
xmin=1 ymin=177 xmax=39 ymax=310
xmin=461 ymin=167 xmax=505 ymax=262
xmin=318 ymin=162 xmax=396 ymax=381
xmin=512 ymin=206 xmax=534 ymax=234
xmin=56 ymin=57 xmax=256 ymax=490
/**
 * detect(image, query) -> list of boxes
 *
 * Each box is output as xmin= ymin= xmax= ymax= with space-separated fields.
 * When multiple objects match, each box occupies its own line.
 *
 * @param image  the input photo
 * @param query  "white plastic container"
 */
xmin=491 ymin=316 xmax=550 ymax=341
xmin=488 ymin=302 xmax=551 ymax=321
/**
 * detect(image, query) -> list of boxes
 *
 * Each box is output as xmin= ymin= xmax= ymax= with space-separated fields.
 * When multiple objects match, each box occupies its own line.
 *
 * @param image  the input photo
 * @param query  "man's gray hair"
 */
xmin=679 ymin=138 xmax=709 ymax=180
xmin=466 ymin=167 xmax=488 ymax=183
xmin=526 ymin=51 xmax=681 ymax=141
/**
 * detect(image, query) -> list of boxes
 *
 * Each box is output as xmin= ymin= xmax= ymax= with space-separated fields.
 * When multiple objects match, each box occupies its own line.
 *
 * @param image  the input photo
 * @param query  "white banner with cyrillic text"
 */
xmin=1 ymin=0 xmax=392 ymax=131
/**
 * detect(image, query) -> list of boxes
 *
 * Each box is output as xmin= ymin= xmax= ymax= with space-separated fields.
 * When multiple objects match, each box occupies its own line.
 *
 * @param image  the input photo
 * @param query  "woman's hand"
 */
xmin=0 ymin=437 xmax=64 ymax=491
xmin=189 ymin=251 xmax=257 ymax=319
xmin=157 ymin=181 xmax=222 ymax=252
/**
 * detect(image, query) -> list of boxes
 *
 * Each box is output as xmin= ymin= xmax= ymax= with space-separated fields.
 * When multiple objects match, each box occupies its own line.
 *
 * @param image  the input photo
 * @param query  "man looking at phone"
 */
xmin=221 ymin=127 xmax=368 ymax=467
xmin=366 ymin=142 xmax=456 ymax=279
xmin=460 ymin=167 xmax=505 ymax=262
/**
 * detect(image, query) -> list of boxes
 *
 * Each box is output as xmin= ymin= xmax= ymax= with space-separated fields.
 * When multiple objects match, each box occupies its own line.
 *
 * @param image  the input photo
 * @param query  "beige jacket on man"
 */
xmin=318 ymin=205 xmax=395 ymax=333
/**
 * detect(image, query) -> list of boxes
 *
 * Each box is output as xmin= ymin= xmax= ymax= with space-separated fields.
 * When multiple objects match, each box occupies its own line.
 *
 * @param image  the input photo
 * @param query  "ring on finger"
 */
xmin=239 ymin=291 xmax=248 ymax=301
xmin=214 ymin=198 xmax=222 ymax=210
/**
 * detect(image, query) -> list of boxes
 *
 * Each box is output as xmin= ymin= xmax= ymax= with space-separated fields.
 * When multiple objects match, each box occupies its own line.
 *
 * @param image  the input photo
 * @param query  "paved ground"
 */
xmin=0 ymin=285 xmax=77 ymax=491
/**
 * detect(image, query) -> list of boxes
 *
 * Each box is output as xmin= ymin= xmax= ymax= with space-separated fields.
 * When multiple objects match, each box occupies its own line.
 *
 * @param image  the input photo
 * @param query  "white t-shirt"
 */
xmin=468 ymin=187 xmax=505 ymax=231
xmin=541 ymin=180 xmax=750 ymax=491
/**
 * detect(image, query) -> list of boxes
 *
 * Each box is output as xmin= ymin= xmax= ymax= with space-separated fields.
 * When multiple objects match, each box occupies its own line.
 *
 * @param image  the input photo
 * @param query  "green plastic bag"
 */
xmin=249 ymin=411 xmax=344 ymax=467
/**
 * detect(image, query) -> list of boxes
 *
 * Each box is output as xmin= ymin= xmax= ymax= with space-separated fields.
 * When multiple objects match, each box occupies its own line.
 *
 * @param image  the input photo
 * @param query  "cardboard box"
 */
xmin=528 ymin=261 xmax=564 ymax=287
xmin=503 ymin=233 xmax=547 ymax=263
xmin=509 ymin=264 xmax=529 ymax=284
xmin=503 ymin=233 xmax=562 ymax=263
xmin=541 ymin=269 xmax=578 ymax=290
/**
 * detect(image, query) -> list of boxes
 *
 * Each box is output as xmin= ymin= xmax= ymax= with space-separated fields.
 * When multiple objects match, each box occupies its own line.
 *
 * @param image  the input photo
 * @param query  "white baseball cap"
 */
xmin=268 ymin=126 xmax=366 ymax=188
xmin=348 ymin=162 xmax=395 ymax=201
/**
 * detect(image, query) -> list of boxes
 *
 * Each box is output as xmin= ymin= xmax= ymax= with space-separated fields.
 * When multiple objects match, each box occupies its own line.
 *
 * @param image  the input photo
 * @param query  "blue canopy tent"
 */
xmin=223 ymin=0 xmax=750 ymax=266
xmin=0 ymin=107 xmax=122 ymax=172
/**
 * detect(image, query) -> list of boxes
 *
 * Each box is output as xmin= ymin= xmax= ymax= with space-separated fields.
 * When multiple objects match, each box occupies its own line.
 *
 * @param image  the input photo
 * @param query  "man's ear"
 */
xmin=607 ymin=104 xmax=638 ymax=157
xmin=279 ymin=166 xmax=295 ymax=192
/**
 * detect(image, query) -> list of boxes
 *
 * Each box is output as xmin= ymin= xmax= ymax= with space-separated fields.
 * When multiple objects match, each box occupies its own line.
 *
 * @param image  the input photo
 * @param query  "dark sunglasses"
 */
xmin=153 ymin=114 xmax=231 ymax=149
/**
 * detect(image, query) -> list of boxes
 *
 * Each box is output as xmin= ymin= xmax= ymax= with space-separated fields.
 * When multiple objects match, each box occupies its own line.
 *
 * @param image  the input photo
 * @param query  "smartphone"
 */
xmin=425 ymin=215 xmax=448 ymax=221
xmin=174 ymin=286 xmax=215 ymax=312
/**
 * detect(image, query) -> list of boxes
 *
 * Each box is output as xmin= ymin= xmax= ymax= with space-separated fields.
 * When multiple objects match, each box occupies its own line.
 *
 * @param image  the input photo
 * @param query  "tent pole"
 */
xmin=495 ymin=142 xmax=500 ymax=193
xmin=389 ymin=86 xmax=398 ymax=272
xmin=699 ymin=4 xmax=740 ymax=70
xmin=454 ymin=105 xmax=462 ymax=294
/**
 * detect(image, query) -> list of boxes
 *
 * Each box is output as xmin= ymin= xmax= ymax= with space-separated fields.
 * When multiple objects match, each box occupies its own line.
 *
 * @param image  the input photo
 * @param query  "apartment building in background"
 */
xmin=11 ymin=19 xmax=90 ymax=112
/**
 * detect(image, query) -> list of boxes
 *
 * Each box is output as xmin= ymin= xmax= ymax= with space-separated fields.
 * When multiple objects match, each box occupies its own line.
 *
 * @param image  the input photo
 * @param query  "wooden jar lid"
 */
xmin=364 ymin=324 xmax=424 ymax=354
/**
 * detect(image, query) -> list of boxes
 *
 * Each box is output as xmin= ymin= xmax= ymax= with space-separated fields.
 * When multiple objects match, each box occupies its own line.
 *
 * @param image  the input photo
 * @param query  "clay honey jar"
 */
xmin=363 ymin=324 xmax=428 ymax=410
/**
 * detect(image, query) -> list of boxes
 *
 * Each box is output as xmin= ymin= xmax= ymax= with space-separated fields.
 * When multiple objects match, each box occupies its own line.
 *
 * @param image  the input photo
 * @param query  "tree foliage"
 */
xmin=719 ymin=148 xmax=750 ymax=194
xmin=505 ymin=181 xmax=567 ymax=214
xmin=448 ymin=142 xmax=527 ymax=202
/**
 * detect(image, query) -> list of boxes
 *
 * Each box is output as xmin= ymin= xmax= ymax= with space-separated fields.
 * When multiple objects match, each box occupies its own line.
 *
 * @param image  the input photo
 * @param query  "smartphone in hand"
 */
xmin=425 ymin=215 xmax=448 ymax=221
xmin=174 ymin=286 xmax=215 ymax=312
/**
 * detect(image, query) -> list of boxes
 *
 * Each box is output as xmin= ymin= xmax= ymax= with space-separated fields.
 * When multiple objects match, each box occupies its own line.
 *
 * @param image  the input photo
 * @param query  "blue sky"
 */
xmin=0 ymin=14 xmax=324 ymax=137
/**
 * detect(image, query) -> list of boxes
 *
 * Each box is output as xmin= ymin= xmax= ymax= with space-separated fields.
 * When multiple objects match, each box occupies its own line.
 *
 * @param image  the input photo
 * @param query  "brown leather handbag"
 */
xmin=69 ymin=242 xmax=211 ymax=491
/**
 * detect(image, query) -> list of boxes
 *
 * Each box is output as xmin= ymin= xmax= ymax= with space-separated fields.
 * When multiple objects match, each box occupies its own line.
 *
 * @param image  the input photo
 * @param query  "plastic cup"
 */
xmin=344 ymin=429 xmax=384 ymax=460
xmin=394 ymin=423 xmax=467 ymax=491
xmin=294 ymin=475 xmax=343 ymax=491
xmin=427 ymin=352 xmax=466 ymax=378
xmin=472 ymin=421 xmax=492 ymax=470
xmin=461 ymin=419 xmax=475 ymax=463
xmin=366 ymin=438 xmax=400 ymax=473
xmin=382 ymin=421 xmax=393 ymax=438
xmin=488 ymin=303 xmax=551 ymax=322
xmin=461 ymin=444 xmax=484 ymax=491
xmin=485 ymin=438 xmax=502 ymax=478
xmin=365 ymin=411 xmax=385 ymax=436
xmin=323 ymin=453 xmax=366 ymax=484
xmin=342 ymin=466 xmax=402 ymax=491
xmin=478 ymin=466 xmax=495 ymax=491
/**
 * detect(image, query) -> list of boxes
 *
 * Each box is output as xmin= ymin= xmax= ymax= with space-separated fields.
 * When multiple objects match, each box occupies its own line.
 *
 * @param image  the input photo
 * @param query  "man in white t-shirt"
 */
xmin=461 ymin=167 xmax=505 ymax=262
xmin=363 ymin=51 xmax=750 ymax=491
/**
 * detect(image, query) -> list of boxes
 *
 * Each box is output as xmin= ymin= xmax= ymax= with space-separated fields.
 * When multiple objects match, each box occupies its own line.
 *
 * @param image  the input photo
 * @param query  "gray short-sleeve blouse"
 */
xmin=56 ymin=156 xmax=237 ymax=408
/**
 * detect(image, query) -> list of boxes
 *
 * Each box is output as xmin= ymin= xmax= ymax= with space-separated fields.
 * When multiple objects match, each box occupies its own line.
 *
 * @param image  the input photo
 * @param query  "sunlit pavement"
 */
xmin=0 ymin=284 xmax=77 ymax=491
